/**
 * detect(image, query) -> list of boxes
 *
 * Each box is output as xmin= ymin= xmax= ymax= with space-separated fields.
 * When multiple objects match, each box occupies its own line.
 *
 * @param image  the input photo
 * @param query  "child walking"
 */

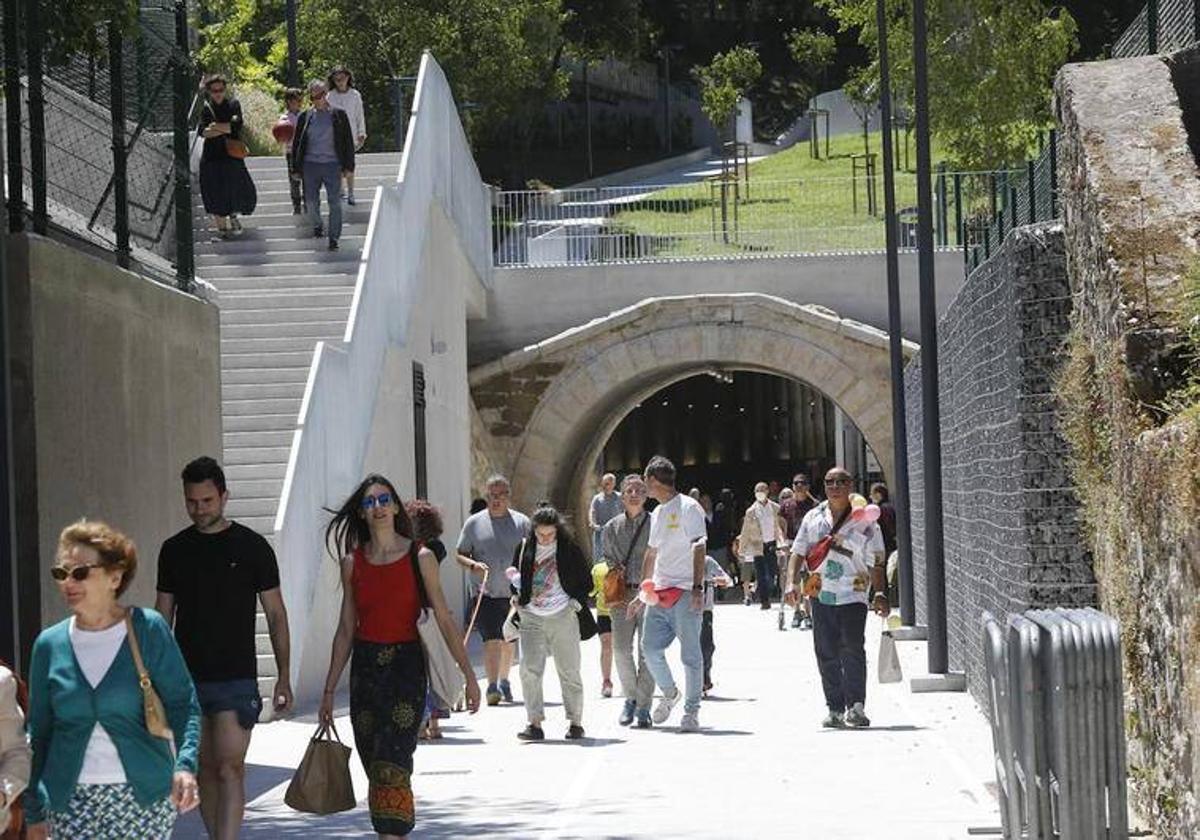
xmin=702 ymin=554 xmax=733 ymax=696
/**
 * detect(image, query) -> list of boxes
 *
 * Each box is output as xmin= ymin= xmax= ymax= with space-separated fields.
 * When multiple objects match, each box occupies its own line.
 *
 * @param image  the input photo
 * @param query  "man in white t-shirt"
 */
xmin=627 ymin=455 xmax=708 ymax=732
xmin=786 ymin=466 xmax=890 ymax=728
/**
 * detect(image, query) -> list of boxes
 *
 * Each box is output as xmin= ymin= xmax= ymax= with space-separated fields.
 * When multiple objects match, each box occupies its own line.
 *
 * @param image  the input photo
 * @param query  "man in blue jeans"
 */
xmin=290 ymin=79 xmax=356 ymax=251
xmin=627 ymin=455 xmax=708 ymax=733
xmin=786 ymin=466 xmax=890 ymax=728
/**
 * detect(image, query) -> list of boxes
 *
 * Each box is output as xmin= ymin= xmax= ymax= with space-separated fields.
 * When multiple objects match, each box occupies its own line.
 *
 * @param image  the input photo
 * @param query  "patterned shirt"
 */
xmin=793 ymin=502 xmax=884 ymax=606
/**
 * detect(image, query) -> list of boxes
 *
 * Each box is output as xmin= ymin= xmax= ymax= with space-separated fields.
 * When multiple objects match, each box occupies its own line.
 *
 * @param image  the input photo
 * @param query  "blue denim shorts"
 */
xmin=195 ymin=678 xmax=262 ymax=730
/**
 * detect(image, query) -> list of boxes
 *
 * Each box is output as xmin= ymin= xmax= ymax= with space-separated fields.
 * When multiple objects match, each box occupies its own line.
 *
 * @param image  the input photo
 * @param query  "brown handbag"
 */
xmin=124 ymin=611 xmax=174 ymax=742
xmin=225 ymin=138 xmax=250 ymax=159
xmin=603 ymin=512 xmax=648 ymax=605
xmin=284 ymin=723 xmax=356 ymax=814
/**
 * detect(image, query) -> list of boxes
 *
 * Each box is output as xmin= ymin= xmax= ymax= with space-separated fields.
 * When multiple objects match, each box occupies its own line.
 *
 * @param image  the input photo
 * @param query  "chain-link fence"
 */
xmin=2 ymin=0 xmax=201 ymax=286
xmin=1113 ymin=0 xmax=1200 ymax=58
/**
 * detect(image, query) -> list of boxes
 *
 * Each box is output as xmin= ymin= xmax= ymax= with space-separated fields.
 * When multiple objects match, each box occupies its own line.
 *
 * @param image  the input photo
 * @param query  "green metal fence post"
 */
xmin=953 ymin=172 xmax=962 ymax=246
xmin=1049 ymin=129 xmax=1058 ymax=218
xmin=108 ymin=24 xmax=131 ymax=268
xmin=1009 ymin=185 xmax=1018 ymax=232
xmin=3 ymin=0 xmax=23 ymax=232
xmin=173 ymin=0 xmax=194 ymax=289
xmin=1028 ymin=160 xmax=1036 ymax=224
xmin=24 ymin=0 xmax=47 ymax=234
xmin=1148 ymin=0 xmax=1159 ymax=53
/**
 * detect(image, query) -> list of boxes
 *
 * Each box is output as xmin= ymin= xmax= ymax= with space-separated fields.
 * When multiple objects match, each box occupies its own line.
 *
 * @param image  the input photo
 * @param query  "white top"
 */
xmin=648 ymin=493 xmax=708 ymax=589
xmin=68 ymin=618 xmax=129 ymax=785
xmin=753 ymin=501 xmax=777 ymax=543
xmin=527 ymin=541 xmax=571 ymax=617
xmin=793 ymin=503 xmax=884 ymax=606
xmin=326 ymin=87 xmax=366 ymax=145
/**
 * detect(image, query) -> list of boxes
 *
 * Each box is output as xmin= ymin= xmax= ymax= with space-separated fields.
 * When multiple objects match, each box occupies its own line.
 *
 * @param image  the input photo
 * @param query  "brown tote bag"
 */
xmin=284 ymin=722 xmax=356 ymax=814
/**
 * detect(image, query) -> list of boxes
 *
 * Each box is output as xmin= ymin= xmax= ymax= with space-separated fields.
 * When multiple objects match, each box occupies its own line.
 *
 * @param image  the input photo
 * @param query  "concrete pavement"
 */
xmin=172 ymin=601 xmax=1000 ymax=839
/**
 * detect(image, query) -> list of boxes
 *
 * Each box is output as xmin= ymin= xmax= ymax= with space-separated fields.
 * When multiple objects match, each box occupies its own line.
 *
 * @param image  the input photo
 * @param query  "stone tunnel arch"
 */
xmin=470 ymin=293 xmax=913 ymax=524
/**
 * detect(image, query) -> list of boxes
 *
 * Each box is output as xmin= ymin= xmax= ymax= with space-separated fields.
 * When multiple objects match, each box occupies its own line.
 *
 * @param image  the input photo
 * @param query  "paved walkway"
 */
xmin=172 ymin=602 xmax=1000 ymax=839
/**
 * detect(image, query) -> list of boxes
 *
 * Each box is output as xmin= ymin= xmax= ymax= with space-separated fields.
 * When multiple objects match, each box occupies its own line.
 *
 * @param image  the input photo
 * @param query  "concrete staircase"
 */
xmin=195 ymin=152 xmax=403 ymax=716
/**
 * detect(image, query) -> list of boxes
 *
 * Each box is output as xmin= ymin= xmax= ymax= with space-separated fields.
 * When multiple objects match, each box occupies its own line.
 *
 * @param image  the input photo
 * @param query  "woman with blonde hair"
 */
xmin=25 ymin=521 xmax=201 ymax=839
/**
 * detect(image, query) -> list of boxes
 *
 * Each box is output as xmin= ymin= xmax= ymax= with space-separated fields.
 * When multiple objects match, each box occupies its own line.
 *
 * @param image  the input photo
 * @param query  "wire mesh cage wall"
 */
xmin=1112 ymin=0 xmax=1200 ymax=58
xmin=2 ymin=0 xmax=199 ymax=271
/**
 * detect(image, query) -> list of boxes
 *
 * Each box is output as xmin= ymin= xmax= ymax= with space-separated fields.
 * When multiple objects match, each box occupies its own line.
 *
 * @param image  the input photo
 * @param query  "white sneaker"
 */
xmin=652 ymin=687 xmax=681 ymax=724
xmin=679 ymin=711 xmax=700 ymax=733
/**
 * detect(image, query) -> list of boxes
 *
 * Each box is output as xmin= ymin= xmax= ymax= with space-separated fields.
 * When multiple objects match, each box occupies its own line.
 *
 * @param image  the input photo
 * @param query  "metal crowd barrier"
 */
xmin=981 ymin=608 xmax=1128 ymax=839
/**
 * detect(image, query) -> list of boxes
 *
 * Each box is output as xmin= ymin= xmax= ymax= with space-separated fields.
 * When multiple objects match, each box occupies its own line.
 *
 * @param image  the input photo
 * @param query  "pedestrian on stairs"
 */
xmin=155 ymin=457 xmax=293 ymax=840
xmin=326 ymin=66 xmax=366 ymax=205
xmin=291 ymin=79 xmax=356 ymax=252
xmin=198 ymin=75 xmax=257 ymax=238
xmin=274 ymin=88 xmax=305 ymax=215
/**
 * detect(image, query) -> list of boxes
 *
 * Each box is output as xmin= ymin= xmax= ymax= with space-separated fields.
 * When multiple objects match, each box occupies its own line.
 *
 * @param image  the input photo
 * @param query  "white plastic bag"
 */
xmin=877 ymin=630 xmax=903 ymax=683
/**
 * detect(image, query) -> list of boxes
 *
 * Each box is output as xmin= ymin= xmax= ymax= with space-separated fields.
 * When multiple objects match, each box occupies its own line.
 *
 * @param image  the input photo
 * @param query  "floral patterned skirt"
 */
xmin=350 ymin=639 xmax=427 ymax=836
xmin=49 ymin=783 xmax=175 ymax=839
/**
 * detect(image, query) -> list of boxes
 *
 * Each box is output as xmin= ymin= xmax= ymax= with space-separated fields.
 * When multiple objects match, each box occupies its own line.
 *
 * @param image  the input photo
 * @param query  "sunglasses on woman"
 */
xmin=824 ymin=478 xmax=853 ymax=488
xmin=51 ymin=563 xmax=102 ymax=582
xmin=361 ymin=492 xmax=394 ymax=510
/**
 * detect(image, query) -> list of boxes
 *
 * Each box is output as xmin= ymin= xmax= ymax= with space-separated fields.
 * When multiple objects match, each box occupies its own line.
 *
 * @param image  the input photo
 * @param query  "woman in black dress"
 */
xmin=198 ymin=75 xmax=257 ymax=236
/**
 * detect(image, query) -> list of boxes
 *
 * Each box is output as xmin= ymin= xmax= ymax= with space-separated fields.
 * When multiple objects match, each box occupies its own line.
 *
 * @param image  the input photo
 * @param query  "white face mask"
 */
xmin=755 ymin=491 xmax=768 ymax=503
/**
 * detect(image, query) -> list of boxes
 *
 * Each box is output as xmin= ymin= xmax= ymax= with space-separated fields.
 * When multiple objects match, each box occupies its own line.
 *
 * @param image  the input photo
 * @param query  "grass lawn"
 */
xmin=605 ymin=130 xmax=965 ymax=258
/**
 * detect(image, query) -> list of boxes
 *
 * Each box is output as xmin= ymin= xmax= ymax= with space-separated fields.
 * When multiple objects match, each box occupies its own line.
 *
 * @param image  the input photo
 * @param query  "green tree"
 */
xmin=787 ymin=27 xmax=837 ymax=78
xmin=818 ymin=0 xmax=1077 ymax=169
xmin=693 ymin=44 xmax=762 ymax=138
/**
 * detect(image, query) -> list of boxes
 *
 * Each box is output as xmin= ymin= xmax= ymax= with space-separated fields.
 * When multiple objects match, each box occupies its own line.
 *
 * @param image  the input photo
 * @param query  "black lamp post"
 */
xmin=913 ymin=0 xmax=950 ymax=675
xmin=286 ymin=0 xmax=298 ymax=86
xmin=875 ymin=0 xmax=916 ymax=628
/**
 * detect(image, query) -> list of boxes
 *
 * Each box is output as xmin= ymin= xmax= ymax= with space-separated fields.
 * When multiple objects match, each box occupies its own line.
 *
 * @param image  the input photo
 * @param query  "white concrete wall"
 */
xmin=5 ymin=233 xmax=222 ymax=632
xmin=470 ymin=249 xmax=964 ymax=363
xmin=273 ymin=54 xmax=491 ymax=707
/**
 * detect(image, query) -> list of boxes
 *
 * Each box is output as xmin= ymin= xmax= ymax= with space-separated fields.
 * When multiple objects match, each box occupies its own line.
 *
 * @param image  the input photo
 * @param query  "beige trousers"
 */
xmin=518 ymin=605 xmax=583 ymax=726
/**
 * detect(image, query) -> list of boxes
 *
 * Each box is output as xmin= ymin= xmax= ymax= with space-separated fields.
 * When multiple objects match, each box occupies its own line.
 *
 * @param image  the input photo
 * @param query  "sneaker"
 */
xmin=517 ymin=724 xmax=544 ymax=741
xmin=791 ymin=612 xmax=803 ymax=629
xmin=652 ymin=687 xmax=681 ymax=725
xmin=313 ymin=225 xmax=324 ymax=238
xmin=498 ymin=679 xmax=513 ymax=704
xmin=229 ymin=216 xmax=243 ymax=234
xmin=679 ymin=712 xmax=700 ymax=733
xmin=744 ymin=596 xmax=753 ymax=607
xmin=565 ymin=724 xmax=585 ymax=740
xmin=845 ymin=703 xmax=871 ymax=728
xmin=635 ymin=709 xmax=652 ymax=728
xmin=292 ymin=204 xmax=303 ymax=215
xmin=801 ymin=617 xmax=813 ymax=630
xmin=618 ymin=698 xmax=636 ymax=726
xmin=822 ymin=710 xmax=845 ymax=728
xmin=347 ymin=193 xmax=357 ymax=206
xmin=601 ymin=680 xmax=613 ymax=698
xmin=486 ymin=684 xmax=502 ymax=706
xmin=328 ymin=238 xmax=339 ymax=251
xmin=760 ymin=603 xmax=772 ymax=611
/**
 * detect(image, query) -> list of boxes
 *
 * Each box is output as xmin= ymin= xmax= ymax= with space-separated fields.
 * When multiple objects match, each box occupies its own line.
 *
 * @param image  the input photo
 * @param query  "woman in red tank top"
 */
xmin=317 ymin=474 xmax=480 ymax=839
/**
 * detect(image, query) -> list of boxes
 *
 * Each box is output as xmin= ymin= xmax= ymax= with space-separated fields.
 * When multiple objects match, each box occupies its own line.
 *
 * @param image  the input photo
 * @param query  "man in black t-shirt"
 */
xmin=155 ymin=457 xmax=291 ymax=840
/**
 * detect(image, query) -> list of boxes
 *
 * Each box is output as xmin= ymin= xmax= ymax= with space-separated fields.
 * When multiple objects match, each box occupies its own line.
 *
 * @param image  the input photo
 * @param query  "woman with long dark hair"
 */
xmin=512 ymin=506 xmax=597 ymax=742
xmin=318 ymin=475 xmax=479 ymax=839
xmin=197 ymin=75 xmax=257 ymax=237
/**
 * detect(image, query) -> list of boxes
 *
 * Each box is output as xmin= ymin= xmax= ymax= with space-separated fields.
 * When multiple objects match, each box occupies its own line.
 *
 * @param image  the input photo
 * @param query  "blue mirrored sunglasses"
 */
xmin=360 ymin=492 xmax=393 ymax=510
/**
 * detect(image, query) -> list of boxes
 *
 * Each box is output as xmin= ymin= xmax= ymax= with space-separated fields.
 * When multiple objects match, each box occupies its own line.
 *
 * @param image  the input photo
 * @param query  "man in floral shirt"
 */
xmin=786 ymin=466 xmax=890 ymax=728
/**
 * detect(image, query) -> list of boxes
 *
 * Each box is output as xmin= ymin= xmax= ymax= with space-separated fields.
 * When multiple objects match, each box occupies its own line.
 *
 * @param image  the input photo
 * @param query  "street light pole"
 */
xmin=875 ymin=0 xmax=915 ymax=627
xmin=913 ymin=0 xmax=949 ymax=675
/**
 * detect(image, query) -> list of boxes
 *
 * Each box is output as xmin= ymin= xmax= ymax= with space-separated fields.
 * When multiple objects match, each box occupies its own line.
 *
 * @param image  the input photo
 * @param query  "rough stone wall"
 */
xmin=905 ymin=222 xmax=1094 ymax=703
xmin=1055 ymin=51 xmax=1200 ymax=838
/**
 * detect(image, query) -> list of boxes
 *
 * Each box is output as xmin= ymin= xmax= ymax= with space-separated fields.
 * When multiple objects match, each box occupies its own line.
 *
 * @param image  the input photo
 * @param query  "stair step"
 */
xmin=228 ymin=205 xmax=374 ymax=224
xmin=239 ymin=514 xmax=280 ymax=535
xmin=256 ymin=653 xmax=279 ymax=676
xmin=225 ymin=413 xmax=300 ymax=433
xmin=222 ymin=396 xmax=303 ymax=416
xmin=225 ymin=429 xmax=294 ymax=448
xmin=222 ymin=334 xmax=329 ymax=354
xmin=256 ymin=632 xmax=274 ymax=655
xmin=219 ymin=289 xmax=354 ymax=310
xmin=226 ymin=462 xmax=287 ymax=481
xmin=198 ymin=248 xmax=361 ymax=268
xmin=211 ymin=274 xmax=359 ymax=294
xmin=220 ymin=306 xmax=351 ymax=326
xmin=222 ymin=350 xmax=320 ymax=370
xmin=221 ymin=320 xmax=346 ymax=339
xmin=196 ymin=235 xmax=368 ymax=256
xmin=200 ymin=261 xmax=358 ymax=279
xmin=223 ymin=445 xmax=292 ymax=465
xmin=223 ymin=381 xmax=307 ymax=401
xmin=256 ymin=612 xmax=269 ymax=634
xmin=222 ymin=366 xmax=311 ymax=386
xmin=228 ymin=497 xmax=281 ymax=518
xmin=231 ymin=477 xmax=286 ymax=499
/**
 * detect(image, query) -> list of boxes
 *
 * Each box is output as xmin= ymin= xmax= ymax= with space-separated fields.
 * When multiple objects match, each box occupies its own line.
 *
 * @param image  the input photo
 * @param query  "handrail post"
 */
xmin=1148 ymin=0 xmax=1159 ymax=53
xmin=1028 ymin=159 xmax=1037 ymax=224
xmin=24 ymin=0 xmax=47 ymax=234
xmin=172 ymin=0 xmax=194 ymax=289
xmin=3 ymin=0 xmax=23 ymax=232
xmin=109 ymin=23 xmax=131 ymax=268
xmin=1049 ymin=129 xmax=1058 ymax=218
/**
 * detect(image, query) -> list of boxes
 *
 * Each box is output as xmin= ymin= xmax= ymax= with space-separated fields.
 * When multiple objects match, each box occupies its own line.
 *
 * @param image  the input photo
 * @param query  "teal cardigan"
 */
xmin=24 ymin=607 xmax=200 ymax=823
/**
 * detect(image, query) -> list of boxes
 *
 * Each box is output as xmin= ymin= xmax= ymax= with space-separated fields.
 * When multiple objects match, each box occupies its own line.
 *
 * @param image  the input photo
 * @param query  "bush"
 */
xmin=235 ymin=85 xmax=284 ymax=158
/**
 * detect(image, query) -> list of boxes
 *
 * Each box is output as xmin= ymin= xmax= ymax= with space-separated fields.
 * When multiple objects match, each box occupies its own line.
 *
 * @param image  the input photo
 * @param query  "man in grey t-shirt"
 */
xmin=456 ymin=474 xmax=530 ymax=706
xmin=588 ymin=473 xmax=622 ymax=561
